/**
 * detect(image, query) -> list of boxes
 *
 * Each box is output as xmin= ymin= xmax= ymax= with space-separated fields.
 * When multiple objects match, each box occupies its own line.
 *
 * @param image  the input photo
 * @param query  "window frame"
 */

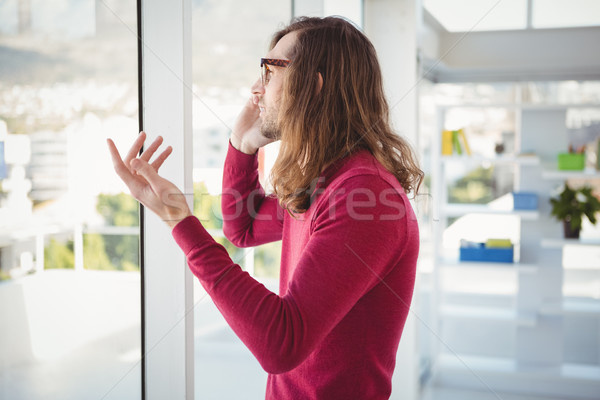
xmin=139 ymin=0 xmax=194 ymax=398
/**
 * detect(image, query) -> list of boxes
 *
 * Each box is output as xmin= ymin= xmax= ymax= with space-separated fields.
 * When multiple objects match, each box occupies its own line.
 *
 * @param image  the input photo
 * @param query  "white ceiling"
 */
xmin=424 ymin=0 xmax=600 ymax=32
xmin=421 ymin=0 xmax=600 ymax=82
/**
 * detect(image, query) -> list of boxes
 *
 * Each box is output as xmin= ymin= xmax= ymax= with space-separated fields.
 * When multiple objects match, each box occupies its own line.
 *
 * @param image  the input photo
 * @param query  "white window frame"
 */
xmin=140 ymin=0 xmax=194 ymax=399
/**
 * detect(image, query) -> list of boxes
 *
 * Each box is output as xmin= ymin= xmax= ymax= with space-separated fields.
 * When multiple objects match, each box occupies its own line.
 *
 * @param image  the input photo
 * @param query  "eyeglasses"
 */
xmin=260 ymin=58 xmax=291 ymax=86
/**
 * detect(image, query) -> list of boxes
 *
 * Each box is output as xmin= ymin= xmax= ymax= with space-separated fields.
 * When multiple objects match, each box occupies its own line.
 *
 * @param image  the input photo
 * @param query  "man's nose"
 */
xmin=251 ymin=77 xmax=265 ymax=95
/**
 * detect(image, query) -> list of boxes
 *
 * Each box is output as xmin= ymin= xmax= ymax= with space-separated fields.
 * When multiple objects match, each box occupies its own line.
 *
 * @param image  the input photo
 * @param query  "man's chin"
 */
xmin=260 ymin=128 xmax=281 ymax=141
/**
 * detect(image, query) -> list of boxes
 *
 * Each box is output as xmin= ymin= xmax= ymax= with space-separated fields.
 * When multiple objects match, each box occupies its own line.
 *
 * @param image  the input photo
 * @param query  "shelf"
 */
xmin=436 ymin=353 xmax=600 ymax=381
xmin=562 ymin=363 xmax=600 ymax=381
xmin=440 ymin=304 xmax=536 ymax=326
xmin=441 ymin=298 xmax=600 ymax=318
xmin=541 ymin=168 xmax=600 ymax=180
xmin=436 ymin=353 xmax=517 ymax=374
xmin=439 ymin=259 xmax=537 ymax=273
xmin=540 ymin=298 xmax=600 ymax=316
xmin=431 ymin=100 xmax=600 ymax=399
xmin=434 ymin=354 xmax=600 ymax=399
xmin=541 ymin=238 xmax=600 ymax=248
xmin=443 ymin=203 xmax=539 ymax=219
xmin=442 ymin=154 xmax=540 ymax=166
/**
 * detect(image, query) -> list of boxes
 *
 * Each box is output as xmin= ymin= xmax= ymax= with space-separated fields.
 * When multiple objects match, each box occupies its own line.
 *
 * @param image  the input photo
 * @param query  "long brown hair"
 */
xmin=269 ymin=16 xmax=423 ymax=213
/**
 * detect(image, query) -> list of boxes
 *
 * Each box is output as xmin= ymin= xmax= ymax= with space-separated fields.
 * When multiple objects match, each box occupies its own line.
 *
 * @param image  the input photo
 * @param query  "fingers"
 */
xmin=109 ymin=132 xmax=172 ymax=180
xmin=107 ymin=138 xmax=134 ymax=182
xmin=130 ymin=158 xmax=173 ymax=206
xmin=131 ymin=158 xmax=158 ymax=185
xmin=124 ymin=131 xmax=147 ymax=167
xmin=150 ymin=145 xmax=173 ymax=171
xmin=131 ymin=157 xmax=191 ymax=227
xmin=110 ymin=136 xmax=190 ymax=227
xmin=106 ymin=138 xmax=121 ymax=162
xmin=128 ymin=158 xmax=164 ymax=202
xmin=140 ymin=135 xmax=164 ymax=163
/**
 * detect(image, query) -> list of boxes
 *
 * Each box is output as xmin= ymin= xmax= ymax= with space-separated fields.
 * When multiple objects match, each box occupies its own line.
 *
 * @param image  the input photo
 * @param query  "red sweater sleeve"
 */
xmin=220 ymin=142 xmax=283 ymax=247
xmin=172 ymin=173 xmax=416 ymax=374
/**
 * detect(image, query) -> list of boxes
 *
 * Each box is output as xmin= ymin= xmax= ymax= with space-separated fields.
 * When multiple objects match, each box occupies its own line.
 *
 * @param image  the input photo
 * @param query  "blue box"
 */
xmin=459 ymin=243 xmax=514 ymax=263
xmin=513 ymin=192 xmax=538 ymax=210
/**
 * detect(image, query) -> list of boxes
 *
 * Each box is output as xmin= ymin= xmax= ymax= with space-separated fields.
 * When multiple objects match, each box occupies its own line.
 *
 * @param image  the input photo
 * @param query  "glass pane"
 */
xmin=0 ymin=1 xmax=141 ymax=399
xmin=424 ymin=0 xmax=527 ymax=32
xmin=191 ymin=1 xmax=290 ymax=398
xmin=533 ymin=0 xmax=600 ymax=28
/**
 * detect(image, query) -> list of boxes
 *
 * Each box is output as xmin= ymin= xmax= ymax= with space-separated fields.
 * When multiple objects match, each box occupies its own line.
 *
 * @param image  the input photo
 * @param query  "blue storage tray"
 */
xmin=513 ymin=192 xmax=538 ymax=210
xmin=460 ymin=244 xmax=514 ymax=263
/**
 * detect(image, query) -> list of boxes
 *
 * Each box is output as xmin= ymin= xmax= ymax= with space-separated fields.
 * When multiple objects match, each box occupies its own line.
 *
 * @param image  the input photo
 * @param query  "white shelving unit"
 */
xmin=429 ymin=102 xmax=600 ymax=399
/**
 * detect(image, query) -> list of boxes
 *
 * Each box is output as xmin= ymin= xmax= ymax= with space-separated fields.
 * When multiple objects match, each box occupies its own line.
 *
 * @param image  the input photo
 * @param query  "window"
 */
xmin=0 ymin=1 xmax=141 ymax=398
xmin=191 ymin=0 xmax=291 ymax=397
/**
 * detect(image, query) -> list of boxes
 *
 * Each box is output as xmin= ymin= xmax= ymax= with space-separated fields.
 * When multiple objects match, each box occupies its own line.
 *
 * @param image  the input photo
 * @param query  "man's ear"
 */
xmin=316 ymin=71 xmax=323 ymax=94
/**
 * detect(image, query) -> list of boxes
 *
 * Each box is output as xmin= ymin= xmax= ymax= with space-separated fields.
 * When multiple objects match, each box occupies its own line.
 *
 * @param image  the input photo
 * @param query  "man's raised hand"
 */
xmin=107 ymin=131 xmax=192 ymax=228
xmin=230 ymin=96 xmax=274 ymax=154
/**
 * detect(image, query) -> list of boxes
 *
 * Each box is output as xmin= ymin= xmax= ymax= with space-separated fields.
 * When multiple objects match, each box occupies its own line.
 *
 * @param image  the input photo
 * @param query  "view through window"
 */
xmin=190 ymin=0 xmax=291 ymax=397
xmin=0 ymin=1 xmax=141 ymax=399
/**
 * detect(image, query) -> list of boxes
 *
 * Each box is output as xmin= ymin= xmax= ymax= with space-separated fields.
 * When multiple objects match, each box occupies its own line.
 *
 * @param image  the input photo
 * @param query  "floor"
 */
xmin=2 ymin=272 xmax=595 ymax=400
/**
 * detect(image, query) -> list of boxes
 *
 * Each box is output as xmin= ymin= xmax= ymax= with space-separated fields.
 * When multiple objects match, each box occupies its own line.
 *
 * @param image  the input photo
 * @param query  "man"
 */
xmin=108 ymin=16 xmax=422 ymax=400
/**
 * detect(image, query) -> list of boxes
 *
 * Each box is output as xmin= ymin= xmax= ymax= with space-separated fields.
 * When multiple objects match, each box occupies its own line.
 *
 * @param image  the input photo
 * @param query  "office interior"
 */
xmin=1 ymin=0 xmax=599 ymax=399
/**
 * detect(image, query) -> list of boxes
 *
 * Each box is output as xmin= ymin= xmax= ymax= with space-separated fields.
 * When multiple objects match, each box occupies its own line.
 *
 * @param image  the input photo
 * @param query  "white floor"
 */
xmin=2 ymin=272 xmax=597 ymax=400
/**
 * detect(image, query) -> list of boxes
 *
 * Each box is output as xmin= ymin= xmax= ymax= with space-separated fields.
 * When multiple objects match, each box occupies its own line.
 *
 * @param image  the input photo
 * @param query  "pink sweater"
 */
xmin=172 ymin=143 xmax=419 ymax=399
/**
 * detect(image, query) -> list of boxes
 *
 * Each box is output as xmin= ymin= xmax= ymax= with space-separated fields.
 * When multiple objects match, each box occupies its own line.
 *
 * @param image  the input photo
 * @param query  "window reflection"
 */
xmin=0 ymin=1 xmax=141 ymax=399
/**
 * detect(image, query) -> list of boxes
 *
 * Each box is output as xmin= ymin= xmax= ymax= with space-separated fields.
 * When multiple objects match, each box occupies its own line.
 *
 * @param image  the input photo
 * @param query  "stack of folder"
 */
xmin=442 ymin=129 xmax=471 ymax=156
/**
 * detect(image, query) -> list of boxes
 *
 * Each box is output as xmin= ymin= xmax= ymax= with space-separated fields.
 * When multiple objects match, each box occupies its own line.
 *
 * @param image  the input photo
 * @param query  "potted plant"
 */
xmin=549 ymin=183 xmax=600 ymax=239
